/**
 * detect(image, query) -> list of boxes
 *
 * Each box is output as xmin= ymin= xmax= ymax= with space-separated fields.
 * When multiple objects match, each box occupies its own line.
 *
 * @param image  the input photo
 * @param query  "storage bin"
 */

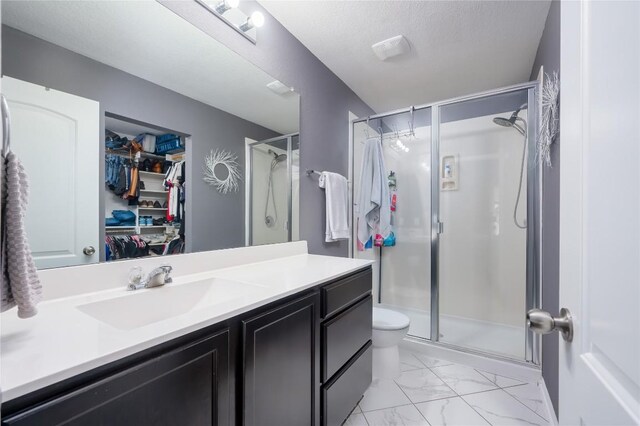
xmin=156 ymin=134 xmax=179 ymax=143
xmin=155 ymin=137 xmax=183 ymax=154
xmin=136 ymin=133 xmax=156 ymax=153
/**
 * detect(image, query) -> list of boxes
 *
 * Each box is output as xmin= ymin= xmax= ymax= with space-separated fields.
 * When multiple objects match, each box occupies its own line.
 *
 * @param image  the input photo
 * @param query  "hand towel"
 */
xmin=1 ymin=151 xmax=42 ymax=318
xmin=319 ymin=171 xmax=349 ymax=242
xmin=357 ymin=137 xmax=391 ymax=249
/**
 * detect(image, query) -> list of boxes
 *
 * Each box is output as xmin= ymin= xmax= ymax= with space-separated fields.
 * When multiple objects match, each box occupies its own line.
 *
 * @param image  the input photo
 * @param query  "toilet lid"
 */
xmin=373 ymin=307 xmax=410 ymax=331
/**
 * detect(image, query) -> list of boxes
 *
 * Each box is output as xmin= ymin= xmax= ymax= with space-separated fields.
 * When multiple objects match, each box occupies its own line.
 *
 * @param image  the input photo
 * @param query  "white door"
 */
xmin=558 ymin=1 xmax=639 ymax=424
xmin=2 ymin=77 xmax=100 ymax=269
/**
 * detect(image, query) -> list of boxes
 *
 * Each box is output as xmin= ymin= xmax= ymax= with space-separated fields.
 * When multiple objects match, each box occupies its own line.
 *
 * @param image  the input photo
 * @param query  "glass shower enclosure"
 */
xmin=247 ymin=134 xmax=299 ymax=246
xmin=351 ymin=83 xmax=540 ymax=364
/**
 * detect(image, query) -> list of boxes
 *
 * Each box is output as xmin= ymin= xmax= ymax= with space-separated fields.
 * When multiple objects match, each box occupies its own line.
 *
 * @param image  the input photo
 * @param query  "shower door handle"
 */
xmin=527 ymin=308 xmax=573 ymax=342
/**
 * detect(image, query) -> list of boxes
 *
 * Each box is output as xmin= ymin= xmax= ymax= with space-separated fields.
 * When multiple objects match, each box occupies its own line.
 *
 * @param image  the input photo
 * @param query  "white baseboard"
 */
xmin=538 ymin=377 xmax=559 ymax=425
xmin=400 ymin=337 xmax=541 ymax=383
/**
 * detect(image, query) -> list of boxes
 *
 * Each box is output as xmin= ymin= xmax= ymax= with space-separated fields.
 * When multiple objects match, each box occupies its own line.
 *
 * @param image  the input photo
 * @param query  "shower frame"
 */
xmin=246 ymin=133 xmax=298 ymax=245
xmin=349 ymin=81 xmax=542 ymax=365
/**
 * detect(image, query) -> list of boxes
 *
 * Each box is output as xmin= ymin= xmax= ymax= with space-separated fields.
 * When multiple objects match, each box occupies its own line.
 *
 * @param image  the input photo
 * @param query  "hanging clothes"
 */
xmin=357 ymin=137 xmax=391 ymax=250
xmin=163 ymin=160 xmax=185 ymax=223
xmin=382 ymin=171 xmax=397 ymax=247
xmin=125 ymin=165 xmax=139 ymax=202
xmin=104 ymin=235 xmax=149 ymax=261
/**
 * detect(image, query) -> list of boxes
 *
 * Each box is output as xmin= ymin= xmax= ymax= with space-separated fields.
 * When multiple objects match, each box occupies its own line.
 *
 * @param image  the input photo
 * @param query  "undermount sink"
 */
xmin=77 ymin=278 xmax=267 ymax=330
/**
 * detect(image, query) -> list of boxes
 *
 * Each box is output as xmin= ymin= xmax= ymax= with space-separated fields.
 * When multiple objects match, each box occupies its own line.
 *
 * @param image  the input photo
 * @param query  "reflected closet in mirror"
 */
xmin=1 ymin=0 xmax=300 ymax=269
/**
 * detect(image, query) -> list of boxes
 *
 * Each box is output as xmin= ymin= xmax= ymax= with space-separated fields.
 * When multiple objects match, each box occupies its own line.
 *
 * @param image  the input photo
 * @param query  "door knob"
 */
xmin=527 ymin=308 xmax=573 ymax=342
xmin=83 ymin=246 xmax=96 ymax=256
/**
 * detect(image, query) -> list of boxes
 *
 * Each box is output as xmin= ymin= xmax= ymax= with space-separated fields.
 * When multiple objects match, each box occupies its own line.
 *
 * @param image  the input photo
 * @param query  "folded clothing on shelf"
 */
xmin=105 ymin=217 xmax=120 ymax=227
xmin=112 ymin=210 xmax=136 ymax=223
xmin=107 ymin=210 xmax=137 ymax=226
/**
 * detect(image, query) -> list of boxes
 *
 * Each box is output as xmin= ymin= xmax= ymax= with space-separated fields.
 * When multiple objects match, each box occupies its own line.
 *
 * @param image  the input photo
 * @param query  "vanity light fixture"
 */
xmin=195 ymin=0 xmax=261 ymax=44
xmin=214 ymin=0 xmax=240 ymax=15
xmin=240 ymin=11 xmax=265 ymax=32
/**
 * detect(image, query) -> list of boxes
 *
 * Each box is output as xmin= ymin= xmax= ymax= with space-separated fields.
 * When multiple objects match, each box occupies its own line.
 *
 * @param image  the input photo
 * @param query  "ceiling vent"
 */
xmin=266 ymin=80 xmax=294 ymax=95
xmin=372 ymin=35 xmax=411 ymax=61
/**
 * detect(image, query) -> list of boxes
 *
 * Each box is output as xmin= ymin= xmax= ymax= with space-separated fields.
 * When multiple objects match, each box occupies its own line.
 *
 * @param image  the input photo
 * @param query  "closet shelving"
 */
xmin=104 ymin=114 xmax=186 ymax=260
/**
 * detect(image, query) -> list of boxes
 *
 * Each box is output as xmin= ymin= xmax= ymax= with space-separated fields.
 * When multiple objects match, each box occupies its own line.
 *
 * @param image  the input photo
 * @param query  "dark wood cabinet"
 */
xmin=321 ymin=269 xmax=372 ymax=319
xmin=242 ymin=292 xmax=320 ymax=426
xmin=1 ymin=267 xmax=372 ymax=426
xmin=2 ymin=328 xmax=231 ymax=426
xmin=320 ymin=270 xmax=373 ymax=426
xmin=323 ymin=343 xmax=372 ymax=426
xmin=322 ymin=294 xmax=372 ymax=381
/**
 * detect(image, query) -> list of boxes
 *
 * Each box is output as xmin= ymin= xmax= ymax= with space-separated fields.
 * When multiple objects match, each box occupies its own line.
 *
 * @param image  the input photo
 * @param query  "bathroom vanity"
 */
xmin=0 ymin=242 xmax=372 ymax=426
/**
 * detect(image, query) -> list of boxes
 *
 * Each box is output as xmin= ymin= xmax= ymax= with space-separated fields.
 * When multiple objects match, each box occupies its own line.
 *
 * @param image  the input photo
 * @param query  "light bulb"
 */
xmin=214 ymin=0 xmax=239 ymax=14
xmin=251 ymin=11 xmax=265 ymax=28
xmin=240 ymin=10 xmax=265 ymax=31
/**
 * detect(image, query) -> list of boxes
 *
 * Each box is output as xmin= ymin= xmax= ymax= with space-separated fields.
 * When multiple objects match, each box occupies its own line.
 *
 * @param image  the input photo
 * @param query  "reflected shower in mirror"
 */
xmin=1 ymin=0 xmax=300 ymax=269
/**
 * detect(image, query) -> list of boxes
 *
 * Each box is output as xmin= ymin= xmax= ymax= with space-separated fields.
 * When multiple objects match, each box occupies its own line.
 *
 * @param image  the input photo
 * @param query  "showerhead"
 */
xmin=268 ymin=149 xmax=287 ymax=163
xmin=493 ymin=116 xmax=515 ymax=127
xmin=493 ymin=103 xmax=527 ymax=131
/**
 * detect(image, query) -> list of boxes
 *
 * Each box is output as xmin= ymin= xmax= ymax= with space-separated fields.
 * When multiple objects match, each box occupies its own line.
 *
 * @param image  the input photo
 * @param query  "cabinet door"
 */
xmin=3 ymin=329 xmax=231 ymax=426
xmin=243 ymin=292 xmax=320 ymax=426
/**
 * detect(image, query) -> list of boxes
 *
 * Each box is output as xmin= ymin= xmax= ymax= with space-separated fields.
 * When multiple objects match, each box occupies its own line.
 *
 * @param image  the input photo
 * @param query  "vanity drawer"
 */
xmin=322 ymin=294 xmax=372 ymax=381
xmin=322 ymin=342 xmax=372 ymax=426
xmin=321 ymin=268 xmax=372 ymax=319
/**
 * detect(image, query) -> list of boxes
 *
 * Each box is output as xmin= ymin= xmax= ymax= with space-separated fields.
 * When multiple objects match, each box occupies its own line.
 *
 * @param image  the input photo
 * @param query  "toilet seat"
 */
xmin=373 ymin=307 xmax=410 ymax=331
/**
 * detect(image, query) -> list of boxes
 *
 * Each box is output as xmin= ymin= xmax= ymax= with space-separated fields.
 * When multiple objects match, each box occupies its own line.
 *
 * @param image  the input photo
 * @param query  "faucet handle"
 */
xmin=129 ymin=266 xmax=143 ymax=282
xmin=160 ymin=265 xmax=173 ymax=283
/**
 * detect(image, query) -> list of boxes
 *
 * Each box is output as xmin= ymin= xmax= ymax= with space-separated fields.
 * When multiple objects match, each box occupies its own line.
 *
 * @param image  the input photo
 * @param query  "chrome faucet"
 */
xmin=128 ymin=265 xmax=173 ymax=291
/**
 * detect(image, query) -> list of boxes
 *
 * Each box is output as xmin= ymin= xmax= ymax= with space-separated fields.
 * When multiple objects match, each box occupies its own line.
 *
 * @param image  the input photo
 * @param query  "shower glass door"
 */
xmin=248 ymin=134 xmax=297 ymax=245
xmin=435 ymin=89 xmax=534 ymax=360
xmin=352 ymin=108 xmax=432 ymax=340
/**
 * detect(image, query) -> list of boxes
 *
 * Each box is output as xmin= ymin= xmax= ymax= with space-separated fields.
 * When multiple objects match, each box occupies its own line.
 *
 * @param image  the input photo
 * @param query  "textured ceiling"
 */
xmin=2 ymin=1 xmax=299 ymax=134
xmin=260 ymin=0 xmax=550 ymax=112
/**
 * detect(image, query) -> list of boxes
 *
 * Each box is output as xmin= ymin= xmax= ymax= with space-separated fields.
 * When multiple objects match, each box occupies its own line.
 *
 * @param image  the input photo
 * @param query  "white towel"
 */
xmin=357 ymin=137 xmax=391 ymax=248
xmin=319 ymin=172 xmax=349 ymax=242
xmin=1 ymin=151 xmax=42 ymax=318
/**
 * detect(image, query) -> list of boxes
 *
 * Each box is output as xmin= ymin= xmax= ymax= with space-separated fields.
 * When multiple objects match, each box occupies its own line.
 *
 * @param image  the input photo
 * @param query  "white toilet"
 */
xmin=372 ymin=307 xmax=411 ymax=379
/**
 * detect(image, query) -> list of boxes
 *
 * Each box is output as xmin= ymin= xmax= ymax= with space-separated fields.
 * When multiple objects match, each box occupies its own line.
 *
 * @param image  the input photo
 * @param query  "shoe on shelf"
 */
xmin=153 ymin=200 xmax=162 ymax=208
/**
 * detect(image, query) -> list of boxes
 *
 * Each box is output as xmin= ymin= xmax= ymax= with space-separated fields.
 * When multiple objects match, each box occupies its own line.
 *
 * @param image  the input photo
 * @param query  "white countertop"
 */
xmin=0 ymin=253 xmax=372 ymax=402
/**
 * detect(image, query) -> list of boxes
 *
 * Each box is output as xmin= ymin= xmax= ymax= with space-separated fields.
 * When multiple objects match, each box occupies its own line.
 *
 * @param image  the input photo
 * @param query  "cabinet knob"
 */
xmin=83 ymin=246 xmax=96 ymax=256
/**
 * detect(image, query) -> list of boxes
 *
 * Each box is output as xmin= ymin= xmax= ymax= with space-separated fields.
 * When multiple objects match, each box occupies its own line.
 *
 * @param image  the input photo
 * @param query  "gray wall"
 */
xmin=2 ymin=26 xmax=279 ymax=254
xmin=529 ymin=0 xmax=560 ymax=416
xmin=159 ymin=1 xmax=374 ymax=257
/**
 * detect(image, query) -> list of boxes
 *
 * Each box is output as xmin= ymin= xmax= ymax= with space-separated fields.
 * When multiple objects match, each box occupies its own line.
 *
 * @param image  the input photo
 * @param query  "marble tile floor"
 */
xmin=344 ymin=348 xmax=551 ymax=426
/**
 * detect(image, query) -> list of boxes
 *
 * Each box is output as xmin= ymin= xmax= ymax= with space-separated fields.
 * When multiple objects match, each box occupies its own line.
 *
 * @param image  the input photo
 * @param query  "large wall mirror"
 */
xmin=1 ymin=0 xmax=300 ymax=269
